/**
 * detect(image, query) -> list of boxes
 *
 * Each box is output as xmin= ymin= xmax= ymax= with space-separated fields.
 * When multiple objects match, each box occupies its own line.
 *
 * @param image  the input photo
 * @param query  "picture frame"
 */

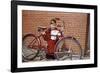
xmin=11 ymin=0 xmax=97 ymax=72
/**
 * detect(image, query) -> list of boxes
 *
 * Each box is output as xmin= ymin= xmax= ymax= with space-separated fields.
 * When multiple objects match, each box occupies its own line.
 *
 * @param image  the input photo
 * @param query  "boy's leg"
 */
xmin=46 ymin=54 xmax=56 ymax=59
xmin=46 ymin=40 xmax=56 ymax=60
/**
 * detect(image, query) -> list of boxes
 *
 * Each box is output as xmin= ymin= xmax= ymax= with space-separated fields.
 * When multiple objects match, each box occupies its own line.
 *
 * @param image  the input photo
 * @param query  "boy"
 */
xmin=41 ymin=18 xmax=63 ymax=59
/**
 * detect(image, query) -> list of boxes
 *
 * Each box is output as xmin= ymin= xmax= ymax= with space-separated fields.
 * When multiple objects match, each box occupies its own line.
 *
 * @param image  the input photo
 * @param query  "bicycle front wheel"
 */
xmin=55 ymin=36 xmax=82 ymax=60
xmin=22 ymin=34 xmax=40 ymax=62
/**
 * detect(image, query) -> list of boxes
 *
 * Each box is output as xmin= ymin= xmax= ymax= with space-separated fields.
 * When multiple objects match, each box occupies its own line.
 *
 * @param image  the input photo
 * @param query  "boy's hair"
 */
xmin=50 ymin=18 xmax=56 ymax=24
xmin=55 ymin=18 xmax=60 ymax=21
xmin=50 ymin=18 xmax=60 ymax=24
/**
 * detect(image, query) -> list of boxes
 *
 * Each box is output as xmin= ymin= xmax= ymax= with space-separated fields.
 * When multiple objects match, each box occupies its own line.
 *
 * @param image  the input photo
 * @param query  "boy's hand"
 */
xmin=59 ymin=37 xmax=63 ymax=40
xmin=41 ymin=31 xmax=45 ymax=35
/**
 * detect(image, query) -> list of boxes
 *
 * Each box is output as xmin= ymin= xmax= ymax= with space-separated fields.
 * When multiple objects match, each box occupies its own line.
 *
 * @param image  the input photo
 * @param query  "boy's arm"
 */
xmin=42 ymin=29 xmax=50 ymax=41
xmin=57 ymin=30 xmax=64 ymax=40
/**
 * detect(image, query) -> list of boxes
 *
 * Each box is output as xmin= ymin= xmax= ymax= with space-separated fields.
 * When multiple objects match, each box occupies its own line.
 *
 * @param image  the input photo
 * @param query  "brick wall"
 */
xmin=22 ymin=10 xmax=89 ymax=54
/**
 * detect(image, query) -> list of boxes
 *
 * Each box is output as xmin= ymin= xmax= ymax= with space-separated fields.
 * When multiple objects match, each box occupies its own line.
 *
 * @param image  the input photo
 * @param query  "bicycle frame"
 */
xmin=33 ymin=34 xmax=47 ymax=52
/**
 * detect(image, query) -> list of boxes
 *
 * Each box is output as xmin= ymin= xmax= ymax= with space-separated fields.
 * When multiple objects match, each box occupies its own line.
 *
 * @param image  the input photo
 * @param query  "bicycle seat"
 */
xmin=38 ymin=26 xmax=47 ymax=32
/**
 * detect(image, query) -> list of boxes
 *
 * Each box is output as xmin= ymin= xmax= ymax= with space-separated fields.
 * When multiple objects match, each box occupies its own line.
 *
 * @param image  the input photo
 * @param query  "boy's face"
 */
xmin=56 ymin=20 xmax=62 ymax=26
xmin=50 ymin=21 xmax=56 ymax=29
xmin=56 ymin=20 xmax=64 ymax=31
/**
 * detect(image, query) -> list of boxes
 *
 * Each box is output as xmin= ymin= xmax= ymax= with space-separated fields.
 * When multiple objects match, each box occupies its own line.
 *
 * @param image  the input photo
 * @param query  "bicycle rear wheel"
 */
xmin=55 ymin=36 xmax=82 ymax=60
xmin=22 ymin=34 xmax=40 ymax=62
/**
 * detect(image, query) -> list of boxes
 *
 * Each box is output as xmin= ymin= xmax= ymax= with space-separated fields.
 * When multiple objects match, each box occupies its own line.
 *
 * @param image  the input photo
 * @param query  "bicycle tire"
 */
xmin=22 ymin=34 xmax=40 ymax=61
xmin=54 ymin=36 xmax=83 ymax=60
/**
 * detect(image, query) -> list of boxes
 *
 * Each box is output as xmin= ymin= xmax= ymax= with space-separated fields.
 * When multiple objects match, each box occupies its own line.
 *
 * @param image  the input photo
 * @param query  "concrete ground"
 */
xmin=22 ymin=45 xmax=90 ymax=62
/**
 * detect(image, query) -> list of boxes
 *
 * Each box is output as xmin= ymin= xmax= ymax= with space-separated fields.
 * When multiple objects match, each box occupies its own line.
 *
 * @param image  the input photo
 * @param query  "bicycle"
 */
xmin=22 ymin=27 xmax=83 ymax=62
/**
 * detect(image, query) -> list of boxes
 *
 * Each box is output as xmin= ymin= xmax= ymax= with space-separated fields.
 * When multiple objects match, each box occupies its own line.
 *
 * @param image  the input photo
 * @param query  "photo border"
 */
xmin=11 ymin=1 xmax=97 ymax=72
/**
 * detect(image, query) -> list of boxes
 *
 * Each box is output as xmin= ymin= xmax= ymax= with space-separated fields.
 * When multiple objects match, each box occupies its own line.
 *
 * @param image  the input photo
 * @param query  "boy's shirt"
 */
xmin=51 ymin=29 xmax=62 ymax=40
xmin=42 ymin=28 xmax=63 ymax=41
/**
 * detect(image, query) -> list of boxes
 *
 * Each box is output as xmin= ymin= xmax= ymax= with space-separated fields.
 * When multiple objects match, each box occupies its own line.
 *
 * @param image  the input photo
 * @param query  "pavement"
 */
xmin=22 ymin=45 xmax=90 ymax=62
